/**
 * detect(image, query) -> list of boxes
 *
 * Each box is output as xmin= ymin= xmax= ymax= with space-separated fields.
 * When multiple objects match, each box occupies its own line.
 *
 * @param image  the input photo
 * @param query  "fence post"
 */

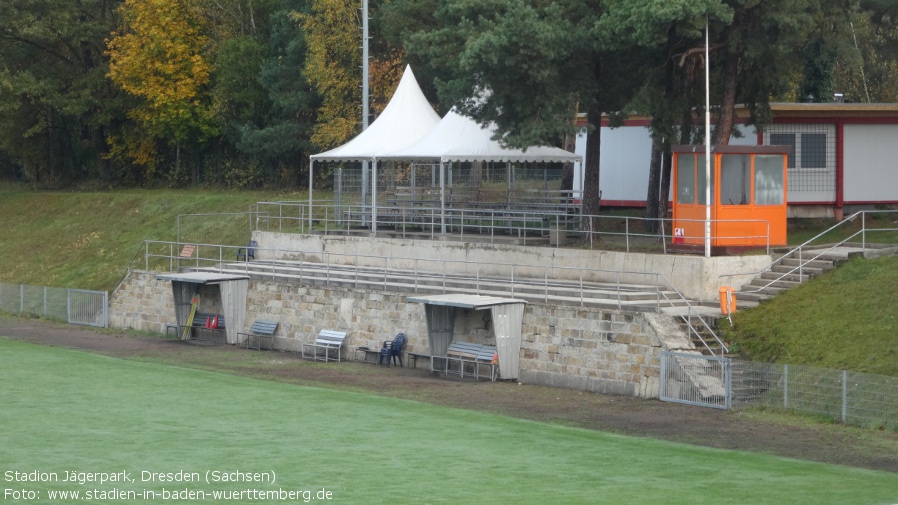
xmin=842 ymin=369 xmax=848 ymax=423
xmin=783 ymin=364 xmax=788 ymax=409
xmin=43 ymin=286 xmax=48 ymax=317
xmin=660 ymin=352 xmax=668 ymax=399
xmin=20 ymin=284 xmax=24 ymax=313
xmin=725 ymin=359 xmax=732 ymax=409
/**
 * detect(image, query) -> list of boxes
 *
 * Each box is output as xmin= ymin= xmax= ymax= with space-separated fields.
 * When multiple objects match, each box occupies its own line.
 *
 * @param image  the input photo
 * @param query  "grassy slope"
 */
xmin=0 ymin=183 xmax=292 ymax=291
xmin=721 ymin=254 xmax=898 ymax=376
xmin=0 ymin=183 xmax=895 ymax=375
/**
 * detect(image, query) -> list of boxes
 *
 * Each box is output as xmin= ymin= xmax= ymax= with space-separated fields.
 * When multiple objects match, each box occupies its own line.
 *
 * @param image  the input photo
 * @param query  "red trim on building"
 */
xmin=772 ymin=116 xmax=898 ymax=125
xmin=598 ymin=199 xmax=649 ymax=208
xmin=835 ymin=121 xmax=844 ymax=210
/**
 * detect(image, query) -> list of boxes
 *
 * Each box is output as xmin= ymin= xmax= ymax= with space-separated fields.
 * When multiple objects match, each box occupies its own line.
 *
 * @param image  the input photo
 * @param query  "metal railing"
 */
xmin=661 ymin=352 xmax=898 ymax=429
xmin=720 ymin=210 xmax=898 ymax=293
xmin=660 ymin=351 xmax=731 ymax=409
xmin=731 ymin=360 xmax=898 ymax=429
xmin=252 ymin=200 xmax=772 ymax=254
xmin=128 ymin=240 xmax=728 ymax=356
xmin=0 ymin=283 xmax=108 ymax=328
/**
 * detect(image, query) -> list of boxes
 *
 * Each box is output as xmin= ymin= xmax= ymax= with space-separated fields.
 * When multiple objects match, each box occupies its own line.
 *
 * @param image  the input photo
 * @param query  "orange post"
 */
xmin=719 ymin=286 xmax=736 ymax=315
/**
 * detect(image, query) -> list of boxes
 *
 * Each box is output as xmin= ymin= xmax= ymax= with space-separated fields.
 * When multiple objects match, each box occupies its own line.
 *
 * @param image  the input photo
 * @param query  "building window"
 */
xmin=770 ymin=133 xmax=796 ymax=169
xmin=801 ymin=133 xmax=827 ymax=168
xmin=720 ymin=154 xmax=750 ymax=205
xmin=765 ymin=124 xmax=834 ymax=193
xmin=754 ymin=155 xmax=785 ymax=205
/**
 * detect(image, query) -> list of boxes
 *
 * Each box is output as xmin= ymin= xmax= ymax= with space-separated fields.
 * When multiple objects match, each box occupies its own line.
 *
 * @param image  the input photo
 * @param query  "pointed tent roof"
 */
xmin=310 ymin=65 xmax=441 ymax=162
xmin=380 ymin=108 xmax=582 ymax=163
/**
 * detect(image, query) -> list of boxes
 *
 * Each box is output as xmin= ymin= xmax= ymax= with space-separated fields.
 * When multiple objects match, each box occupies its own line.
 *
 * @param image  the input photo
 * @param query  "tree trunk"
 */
xmin=94 ymin=125 xmax=111 ymax=182
xmin=659 ymin=149 xmax=672 ymax=228
xmin=561 ymin=128 xmax=576 ymax=201
xmin=713 ymin=50 xmax=739 ymax=146
xmin=582 ymin=107 xmax=602 ymax=235
xmin=644 ymin=135 xmax=663 ymax=232
xmin=471 ymin=160 xmax=483 ymax=189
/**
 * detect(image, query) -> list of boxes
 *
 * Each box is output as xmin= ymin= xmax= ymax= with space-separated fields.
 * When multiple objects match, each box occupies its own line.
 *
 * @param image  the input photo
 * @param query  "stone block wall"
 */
xmin=110 ymin=270 xmax=665 ymax=398
xmin=520 ymin=305 xmax=661 ymax=398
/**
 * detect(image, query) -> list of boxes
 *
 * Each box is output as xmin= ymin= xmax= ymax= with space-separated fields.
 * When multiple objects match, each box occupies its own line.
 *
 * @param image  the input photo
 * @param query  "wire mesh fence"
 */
xmin=731 ymin=360 xmax=898 ymax=429
xmin=0 ymin=283 xmax=107 ymax=327
xmin=329 ymin=161 xmax=567 ymax=206
xmin=177 ymin=212 xmax=254 ymax=249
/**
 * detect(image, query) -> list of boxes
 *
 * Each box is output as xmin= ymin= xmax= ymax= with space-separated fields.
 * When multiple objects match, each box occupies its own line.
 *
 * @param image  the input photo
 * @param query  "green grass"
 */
xmin=2 ymin=338 xmax=897 ymax=505
xmin=721 ymin=254 xmax=898 ymax=376
xmin=1 ymin=183 xmax=897 ymax=376
xmin=0 ymin=183 xmax=293 ymax=291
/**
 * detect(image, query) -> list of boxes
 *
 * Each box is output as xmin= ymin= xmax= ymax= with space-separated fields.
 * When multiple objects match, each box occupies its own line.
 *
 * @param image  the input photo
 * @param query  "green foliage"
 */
xmin=296 ymin=0 xmax=362 ymax=150
xmin=409 ymin=0 xmax=604 ymax=148
xmin=237 ymin=1 xmax=318 ymax=178
xmin=213 ymin=35 xmax=271 ymax=137
xmin=0 ymin=0 xmax=122 ymax=186
xmin=0 ymin=0 xmax=897 ymax=189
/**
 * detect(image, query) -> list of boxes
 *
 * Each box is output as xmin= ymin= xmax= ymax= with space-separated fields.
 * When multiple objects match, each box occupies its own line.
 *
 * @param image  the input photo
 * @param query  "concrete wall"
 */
xmin=252 ymin=231 xmax=771 ymax=301
xmin=110 ymin=270 xmax=684 ymax=398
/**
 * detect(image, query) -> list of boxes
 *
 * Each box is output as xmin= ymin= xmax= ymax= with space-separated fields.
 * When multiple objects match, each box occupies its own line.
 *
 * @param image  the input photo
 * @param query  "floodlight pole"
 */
xmin=361 ymin=0 xmax=373 ymax=231
xmin=362 ymin=0 xmax=369 ymax=132
xmin=704 ymin=18 xmax=712 ymax=258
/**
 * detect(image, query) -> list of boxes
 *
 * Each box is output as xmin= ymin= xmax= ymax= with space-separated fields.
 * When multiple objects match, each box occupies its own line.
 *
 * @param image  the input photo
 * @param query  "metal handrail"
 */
xmin=252 ymin=200 xmax=772 ymax=254
xmin=133 ymin=239 xmax=728 ymax=356
xmin=720 ymin=210 xmax=898 ymax=294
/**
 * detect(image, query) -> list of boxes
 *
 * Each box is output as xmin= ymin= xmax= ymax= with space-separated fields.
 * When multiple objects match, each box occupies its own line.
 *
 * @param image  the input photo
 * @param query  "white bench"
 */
xmin=302 ymin=329 xmax=347 ymax=362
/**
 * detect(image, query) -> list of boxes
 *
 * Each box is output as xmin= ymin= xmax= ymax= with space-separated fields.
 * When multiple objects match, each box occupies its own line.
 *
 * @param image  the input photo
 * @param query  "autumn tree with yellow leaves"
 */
xmin=106 ymin=0 xmax=218 ymax=181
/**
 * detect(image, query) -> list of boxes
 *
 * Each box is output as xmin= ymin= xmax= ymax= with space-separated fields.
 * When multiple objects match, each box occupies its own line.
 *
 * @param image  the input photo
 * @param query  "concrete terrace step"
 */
xmin=730 ymin=243 xmax=898 ymax=309
xmin=200 ymin=260 xmax=694 ymax=311
xmin=745 ymin=278 xmax=802 ymax=291
xmin=758 ymin=271 xmax=810 ymax=283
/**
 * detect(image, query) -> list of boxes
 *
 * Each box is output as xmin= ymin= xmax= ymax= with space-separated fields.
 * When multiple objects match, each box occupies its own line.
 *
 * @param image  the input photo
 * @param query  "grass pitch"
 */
xmin=2 ymin=339 xmax=897 ymax=504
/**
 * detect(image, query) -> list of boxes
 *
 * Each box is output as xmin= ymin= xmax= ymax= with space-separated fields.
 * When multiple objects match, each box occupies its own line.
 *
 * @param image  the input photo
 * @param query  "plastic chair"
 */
xmin=237 ymin=240 xmax=257 ymax=261
xmin=380 ymin=332 xmax=406 ymax=367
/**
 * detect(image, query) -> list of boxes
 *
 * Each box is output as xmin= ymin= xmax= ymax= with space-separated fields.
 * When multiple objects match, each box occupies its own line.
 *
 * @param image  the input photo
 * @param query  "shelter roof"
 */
xmin=156 ymin=272 xmax=249 ymax=284
xmin=406 ymin=293 xmax=526 ymax=309
xmin=310 ymin=65 xmax=441 ymax=162
xmin=381 ymin=108 xmax=582 ymax=163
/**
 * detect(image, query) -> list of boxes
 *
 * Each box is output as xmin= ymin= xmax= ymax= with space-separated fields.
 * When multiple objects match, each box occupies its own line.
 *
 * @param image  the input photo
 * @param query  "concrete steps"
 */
xmin=202 ymin=259 xmax=692 ymax=312
xmin=677 ymin=315 xmax=730 ymax=357
xmin=735 ymin=243 xmax=898 ymax=308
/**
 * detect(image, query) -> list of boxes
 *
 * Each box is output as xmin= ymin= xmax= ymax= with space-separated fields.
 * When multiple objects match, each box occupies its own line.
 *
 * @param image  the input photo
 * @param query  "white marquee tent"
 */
xmin=309 ymin=65 xmax=441 ymax=163
xmin=307 ymin=65 xmax=582 ymax=233
xmin=381 ymin=107 xmax=582 ymax=164
xmin=380 ymin=109 xmax=583 ymax=233
xmin=308 ymin=65 xmax=441 ymax=231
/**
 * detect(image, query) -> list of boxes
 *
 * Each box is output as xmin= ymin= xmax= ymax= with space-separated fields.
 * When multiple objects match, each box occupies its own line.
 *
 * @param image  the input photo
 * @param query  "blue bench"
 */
xmin=238 ymin=319 xmax=278 ymax=350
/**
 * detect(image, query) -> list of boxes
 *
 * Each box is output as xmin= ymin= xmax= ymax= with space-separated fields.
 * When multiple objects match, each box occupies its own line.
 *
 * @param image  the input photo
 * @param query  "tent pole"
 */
xmin=308 ymin=160 xmax=314 ymax=231
xmin=440 ymin=161 xmax=446 ymax=235
xmin=372 ymin=158 xmax=378 ymax=234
